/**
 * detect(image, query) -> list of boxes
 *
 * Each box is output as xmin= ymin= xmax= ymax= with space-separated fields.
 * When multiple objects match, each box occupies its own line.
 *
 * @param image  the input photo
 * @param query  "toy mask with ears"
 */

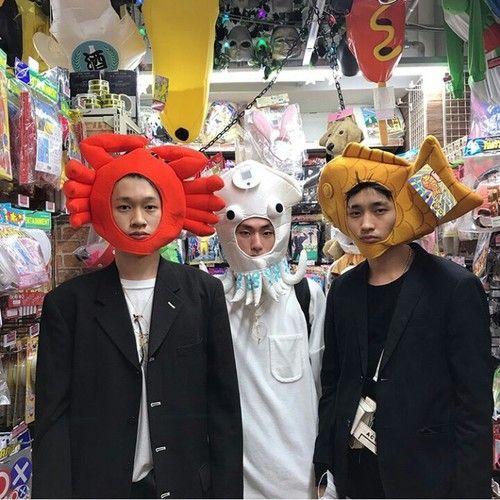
xmin=249 ymin=104 xmax=306 ymax=177
xmin=318 ymin=135 xmax=483 ymax=259
xmin=63 ymin=133 xmax=225 ymax=255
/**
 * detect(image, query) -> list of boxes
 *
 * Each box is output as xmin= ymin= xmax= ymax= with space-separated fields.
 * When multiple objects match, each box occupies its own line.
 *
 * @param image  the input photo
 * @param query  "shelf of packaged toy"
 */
xmin=0 ymin=205 xmax=53 ymax=440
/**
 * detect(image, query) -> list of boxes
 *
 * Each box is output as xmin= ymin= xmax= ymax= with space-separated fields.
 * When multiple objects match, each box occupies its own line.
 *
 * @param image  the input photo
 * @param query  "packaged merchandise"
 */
xmin=187 ymin=234 xmax=225 ymax=265
xmin=242 ymin=103 xmax=307 ymax=179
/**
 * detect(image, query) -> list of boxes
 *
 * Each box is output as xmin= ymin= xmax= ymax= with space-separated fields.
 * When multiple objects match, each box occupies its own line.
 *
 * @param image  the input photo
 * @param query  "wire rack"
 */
xmin=406 ymin=78 xmax=426 ymax=151
xmin=443 ymin=135 xmax=468 ymax=163
xmin=443 ymin=79 xmax=470 ymax=146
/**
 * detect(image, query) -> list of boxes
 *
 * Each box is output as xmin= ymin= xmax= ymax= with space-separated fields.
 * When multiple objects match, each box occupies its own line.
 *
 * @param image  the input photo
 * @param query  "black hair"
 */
xmin=346 ymin=181 xmax=393 ymax=204
xmin=115 ymin=174 xmax=162 ymax=207
xmin=121 ymin=173 xmax=158 ymax=191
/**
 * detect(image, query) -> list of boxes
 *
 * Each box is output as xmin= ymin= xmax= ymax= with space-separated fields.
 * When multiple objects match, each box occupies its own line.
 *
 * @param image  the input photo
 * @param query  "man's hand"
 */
xmin=318 ymin=484 xmax=326 ymax=498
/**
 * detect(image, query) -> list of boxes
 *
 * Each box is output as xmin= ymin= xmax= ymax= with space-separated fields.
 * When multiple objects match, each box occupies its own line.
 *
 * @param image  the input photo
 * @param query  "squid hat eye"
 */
xmin=225 ymin=204 xmax=244 ymax=223
xmin=267 ymin=199 xmax=285 ymax=219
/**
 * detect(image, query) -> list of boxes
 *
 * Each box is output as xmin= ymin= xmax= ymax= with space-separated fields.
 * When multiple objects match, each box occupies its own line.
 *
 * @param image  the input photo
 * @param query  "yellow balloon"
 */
xmin=143 ymin=0 xmax=219 ymax=144
xmin=16 ymin=0 xmax=50 ymax=71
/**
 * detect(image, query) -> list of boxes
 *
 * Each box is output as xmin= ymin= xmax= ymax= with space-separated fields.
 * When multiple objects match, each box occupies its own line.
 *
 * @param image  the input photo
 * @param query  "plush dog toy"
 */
xmin=319 ymin=110 xmax=364 ymax=162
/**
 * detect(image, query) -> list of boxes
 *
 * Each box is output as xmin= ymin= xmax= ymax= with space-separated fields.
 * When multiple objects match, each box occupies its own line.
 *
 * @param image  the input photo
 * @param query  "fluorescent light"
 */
xmin=137 ymin=63 xmax=449 ymax=94
xmin=209 ymin=64 xmax=449 ymax=84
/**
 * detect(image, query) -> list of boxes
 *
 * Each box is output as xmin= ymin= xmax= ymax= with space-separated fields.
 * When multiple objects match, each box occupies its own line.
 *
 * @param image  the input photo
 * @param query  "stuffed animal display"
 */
xmin=319 ymin=111 xmax=364 ymax=161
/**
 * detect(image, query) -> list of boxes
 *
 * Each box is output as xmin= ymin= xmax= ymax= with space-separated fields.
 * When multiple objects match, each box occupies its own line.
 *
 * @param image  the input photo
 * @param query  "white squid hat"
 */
xmin=216 ymin=160 xmax=307 ymax=306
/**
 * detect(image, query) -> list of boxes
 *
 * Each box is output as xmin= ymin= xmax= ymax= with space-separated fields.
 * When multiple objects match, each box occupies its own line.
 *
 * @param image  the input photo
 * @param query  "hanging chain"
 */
xmin=318 ymin=5 xmax=346 ymax=112
xmin=200 ymin=4 xmax=316 ymax=152
xmin=328 ymin=41 xmax=346 ymax=111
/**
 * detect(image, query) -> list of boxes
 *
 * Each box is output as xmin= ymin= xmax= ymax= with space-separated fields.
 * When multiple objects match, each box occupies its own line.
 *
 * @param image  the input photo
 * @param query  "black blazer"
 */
xmin=33 ymin=258 xmax=243 ymax=499
xmin=314 ymin=243 xmax=493 ymax=498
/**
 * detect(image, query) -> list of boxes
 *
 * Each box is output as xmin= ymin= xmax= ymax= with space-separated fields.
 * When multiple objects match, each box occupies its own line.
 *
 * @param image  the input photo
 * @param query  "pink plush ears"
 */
xmin=252 ymin=109 xmax=274 ymax=141
xmin=251 ymin=104 xmax=299 ymax=142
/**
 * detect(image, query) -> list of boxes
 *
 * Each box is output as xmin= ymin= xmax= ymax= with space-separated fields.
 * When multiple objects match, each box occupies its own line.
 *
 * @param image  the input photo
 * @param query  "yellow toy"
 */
xmin=318 ymin=135 xmax=483 ymax=259
xmin=16 ymin=0 xmax=50 ymax=70
xmin=143 ymin=0 xmax=219 ymax=143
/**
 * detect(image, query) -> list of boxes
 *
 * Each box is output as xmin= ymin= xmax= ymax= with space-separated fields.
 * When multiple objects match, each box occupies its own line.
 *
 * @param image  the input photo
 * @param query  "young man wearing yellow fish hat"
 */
xmin=314 ymin=136 xmax=492 ymax=498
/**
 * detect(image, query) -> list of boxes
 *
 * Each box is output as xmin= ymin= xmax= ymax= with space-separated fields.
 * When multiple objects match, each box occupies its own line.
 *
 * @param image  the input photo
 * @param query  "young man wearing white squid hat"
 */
xmin=215 ymin=159 xmax=326 ymax=499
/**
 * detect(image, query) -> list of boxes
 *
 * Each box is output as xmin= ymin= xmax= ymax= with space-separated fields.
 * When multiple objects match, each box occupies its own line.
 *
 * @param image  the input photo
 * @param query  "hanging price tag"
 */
xmin=16 ymin=195 xmax=29 ymax=208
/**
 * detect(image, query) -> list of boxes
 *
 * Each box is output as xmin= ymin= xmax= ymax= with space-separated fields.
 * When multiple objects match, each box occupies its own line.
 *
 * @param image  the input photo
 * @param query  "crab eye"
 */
xmin=267 ymin=200 xmax=285 ymax=219
xmin=225 ymin=205 xmax=244 ymax=223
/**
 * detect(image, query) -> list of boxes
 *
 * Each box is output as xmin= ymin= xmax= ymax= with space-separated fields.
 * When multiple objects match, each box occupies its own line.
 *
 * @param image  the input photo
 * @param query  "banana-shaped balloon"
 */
xmin=16 ymin=0 xmax=50 ymax=70
xmin=143 ymin=0 xmax=219 ymax=143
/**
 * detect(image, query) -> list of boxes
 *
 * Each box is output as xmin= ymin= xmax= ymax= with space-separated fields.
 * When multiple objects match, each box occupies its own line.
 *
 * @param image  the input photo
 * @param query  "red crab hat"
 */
xmin=63 ymin=133 xmax=225 ymax=255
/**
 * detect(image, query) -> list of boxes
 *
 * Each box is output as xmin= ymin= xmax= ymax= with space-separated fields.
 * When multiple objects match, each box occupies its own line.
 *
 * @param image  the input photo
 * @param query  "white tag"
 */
xmin=17 ymin=194 xmax=29 ymax=208
xmin=45 ymin=201 xmax=55 ymax=213
xmin=318 ymin=470 xmax=338 ymax=499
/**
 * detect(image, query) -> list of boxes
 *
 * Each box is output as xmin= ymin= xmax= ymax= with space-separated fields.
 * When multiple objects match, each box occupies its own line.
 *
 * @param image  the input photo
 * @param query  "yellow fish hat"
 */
xmin=318 ymin=135 xmax=482 ymax=259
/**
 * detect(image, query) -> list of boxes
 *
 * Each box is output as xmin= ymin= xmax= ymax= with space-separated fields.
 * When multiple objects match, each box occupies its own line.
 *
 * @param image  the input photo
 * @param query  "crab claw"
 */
xmin=150 ymin=145 xmax=209 ymax=179
xmin=65 ymin=160 xmax=96 ymax=185
xmin=186 ymin=194 xmax=225 ymax=212
xmin=183 ymin=219 xmax=217 ymax=236
xmin=183 ymin=175 xmax=224 ymax=195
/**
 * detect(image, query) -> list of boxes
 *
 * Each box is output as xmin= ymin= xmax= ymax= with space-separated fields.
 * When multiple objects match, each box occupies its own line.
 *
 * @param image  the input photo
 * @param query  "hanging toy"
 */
xmin=345 ymin=0 xmax=405 ymax=145
xmin=142 ymin=0 xmax=219 ymax=143
xmin=319 ymin=108 xmax=364 ymax=162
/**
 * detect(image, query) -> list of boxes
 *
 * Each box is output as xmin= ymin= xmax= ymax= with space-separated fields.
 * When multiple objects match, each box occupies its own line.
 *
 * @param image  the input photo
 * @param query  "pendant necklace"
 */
xmin=122 ymin=287 xmax=155 ymax=365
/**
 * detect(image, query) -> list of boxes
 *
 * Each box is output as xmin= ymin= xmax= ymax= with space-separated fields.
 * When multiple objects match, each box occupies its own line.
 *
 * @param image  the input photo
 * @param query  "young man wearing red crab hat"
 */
xmin=32 ymin=134 xmax=243 ymax=499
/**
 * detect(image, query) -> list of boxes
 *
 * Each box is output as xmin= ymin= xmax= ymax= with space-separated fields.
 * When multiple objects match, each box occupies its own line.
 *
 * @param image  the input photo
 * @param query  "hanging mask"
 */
xmin=226 ymin=25 xmax=254 ymax=62
xmin=271 ymin=26 xmax=301 ymax=60
xmin=271 ymin=0 xmax=293 ymax=13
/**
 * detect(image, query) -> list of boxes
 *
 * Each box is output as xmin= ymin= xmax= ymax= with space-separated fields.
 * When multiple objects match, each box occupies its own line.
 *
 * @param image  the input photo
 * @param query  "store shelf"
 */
xmin=80 ymin=108 xmax=141 ymax=135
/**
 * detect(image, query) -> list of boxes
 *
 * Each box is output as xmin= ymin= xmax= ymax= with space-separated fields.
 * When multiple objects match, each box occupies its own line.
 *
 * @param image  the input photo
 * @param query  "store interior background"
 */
xmin=0 ymin=0 xmax=498 ymax=494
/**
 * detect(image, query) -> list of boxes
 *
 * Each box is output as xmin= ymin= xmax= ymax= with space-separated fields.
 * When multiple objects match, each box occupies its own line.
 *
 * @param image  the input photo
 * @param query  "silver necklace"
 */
xmin=122 ymin=287 xmax=154 ymax=365
xmin=402 ymin=247 xmax=414 ymax=274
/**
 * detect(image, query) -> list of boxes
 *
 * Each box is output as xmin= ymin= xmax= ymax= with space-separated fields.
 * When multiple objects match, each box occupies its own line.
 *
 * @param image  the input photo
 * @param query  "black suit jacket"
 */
xmin=314 ymin=243 xmax=493 ymax=498
xmin=33 ymin=258 xmax=243 ymax=499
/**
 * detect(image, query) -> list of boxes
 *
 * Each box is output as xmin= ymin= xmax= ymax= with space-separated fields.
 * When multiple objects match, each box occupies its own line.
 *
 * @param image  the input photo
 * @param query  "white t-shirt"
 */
xmin=121 ymin=277 xmax=156 ymax=482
